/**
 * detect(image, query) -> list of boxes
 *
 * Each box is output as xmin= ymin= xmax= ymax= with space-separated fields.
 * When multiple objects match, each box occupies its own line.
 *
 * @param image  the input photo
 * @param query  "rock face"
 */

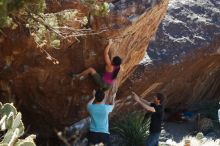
xmin=147 ymin=0 xmax=220 ymax=64
xmin=0 ymin=0 xmax=169 ymax=135
xmin=115 ymin=0 xmax=220 ymax=115
xmin=116 ymin=42 xmax=220 ymax=118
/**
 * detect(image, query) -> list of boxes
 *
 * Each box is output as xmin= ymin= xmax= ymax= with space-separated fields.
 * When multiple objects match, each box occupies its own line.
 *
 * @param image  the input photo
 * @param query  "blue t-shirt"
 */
xmin=87 ymin=104 xmax=113 ymax=134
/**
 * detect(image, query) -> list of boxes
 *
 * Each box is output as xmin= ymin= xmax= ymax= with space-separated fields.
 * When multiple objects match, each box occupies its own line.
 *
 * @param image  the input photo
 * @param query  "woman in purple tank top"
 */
xmin=74 ymin=39 xmax=122 ymax=91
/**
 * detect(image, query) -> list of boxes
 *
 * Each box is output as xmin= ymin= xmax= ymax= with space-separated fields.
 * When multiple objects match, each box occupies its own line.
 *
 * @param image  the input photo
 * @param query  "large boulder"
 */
xmin=0 ymin=0 xmax=169 ymax=136
xmin=115 ymin=0 xmax=220 ymax=115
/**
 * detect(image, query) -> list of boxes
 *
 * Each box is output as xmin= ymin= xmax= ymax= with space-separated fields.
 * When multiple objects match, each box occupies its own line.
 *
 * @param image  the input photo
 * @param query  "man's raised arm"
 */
xmin=87 ymin=90 xmax=96 ymax=105
xmin=132 ymin=92 xmax=155 ymax=112
xmin=140 ymin=98 xmax=152 ymax=106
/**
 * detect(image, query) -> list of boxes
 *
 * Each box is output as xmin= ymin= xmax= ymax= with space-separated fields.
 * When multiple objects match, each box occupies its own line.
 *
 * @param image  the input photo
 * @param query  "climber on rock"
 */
xmin=72 ymin=39 xmax=122 ymax=91
xmin=87 ymin=89 xmax=116 ymax=146
xmin=132 ymin=91 xmax=165 ymax=146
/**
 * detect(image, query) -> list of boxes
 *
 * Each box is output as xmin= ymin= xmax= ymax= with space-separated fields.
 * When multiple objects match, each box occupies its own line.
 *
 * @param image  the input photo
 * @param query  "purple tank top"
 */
xmin=102 ymin=66 xmax=119 ymax=85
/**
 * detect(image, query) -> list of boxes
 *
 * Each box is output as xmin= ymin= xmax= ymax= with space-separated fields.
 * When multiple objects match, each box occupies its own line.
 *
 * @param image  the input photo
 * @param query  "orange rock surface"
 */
xmin=0 ymin=0 xmax=169 ymax=135
xmin=116 ymin=39 xmax=220 ymax=116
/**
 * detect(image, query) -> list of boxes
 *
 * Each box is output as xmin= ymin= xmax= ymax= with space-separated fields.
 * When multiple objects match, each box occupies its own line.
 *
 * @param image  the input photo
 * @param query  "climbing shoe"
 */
xmin=67 ymin=72 xmax=79 ymax=79
xmin=72 ymin=74 xmax=80 ymax=80
xmin=79 ymin=76 xmax=85 ymax=80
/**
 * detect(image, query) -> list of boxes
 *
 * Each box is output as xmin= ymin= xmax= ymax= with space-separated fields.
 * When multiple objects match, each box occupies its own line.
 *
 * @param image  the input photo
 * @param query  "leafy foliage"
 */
xmin=0 ymin=0 xmax=109 ymax=59
xmin=27 ymin=9 xmax=89 ymax=50
xmin=84 ymin=0 xmax=110 ymax=16
xmin=0 ymin=102 xmax=36 ymax=146
xmin=111 ymin=112 xmax=150 ymax=146
xmin=0 ymin=0 xmax=46 ymax=27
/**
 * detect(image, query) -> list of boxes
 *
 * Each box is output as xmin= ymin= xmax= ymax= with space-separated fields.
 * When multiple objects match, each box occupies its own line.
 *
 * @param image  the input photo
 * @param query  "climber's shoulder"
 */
xmin=105 ymin=64 xmax=114 ymax=72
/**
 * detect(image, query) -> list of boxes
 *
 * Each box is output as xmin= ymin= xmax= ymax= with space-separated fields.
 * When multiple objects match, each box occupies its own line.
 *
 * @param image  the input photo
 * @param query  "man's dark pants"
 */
xmin=88 ymin=131 xmax=111 ymax=146
xmin=145 ymin=132 xmax=160 ymax=146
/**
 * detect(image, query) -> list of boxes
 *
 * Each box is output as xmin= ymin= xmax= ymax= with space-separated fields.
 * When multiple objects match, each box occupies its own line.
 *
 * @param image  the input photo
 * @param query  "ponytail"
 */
xmin=112 ymin=66 xmax=120 ymax=79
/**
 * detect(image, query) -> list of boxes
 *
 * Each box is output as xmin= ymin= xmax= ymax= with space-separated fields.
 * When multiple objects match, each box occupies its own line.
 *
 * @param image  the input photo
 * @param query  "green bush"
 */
xmin=111 ymin=112 xmax=150 ymax=146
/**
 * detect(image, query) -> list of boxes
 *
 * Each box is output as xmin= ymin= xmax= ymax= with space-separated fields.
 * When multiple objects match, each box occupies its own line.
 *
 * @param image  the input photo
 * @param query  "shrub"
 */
xmin=0 ymin=0 xmax=46 ymax=27
xmin=0 ymin=102 xmax=36 ymax=146
xmin=111 ymin=112 xmax=150 ymax=146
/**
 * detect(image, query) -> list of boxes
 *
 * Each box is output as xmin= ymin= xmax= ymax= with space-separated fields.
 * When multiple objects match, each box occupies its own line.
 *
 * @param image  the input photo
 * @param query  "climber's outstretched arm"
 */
xmin=132 ymin=92 xmax=155 ymax=112
xmin=104 ymin=39 xmax=113 ymax=67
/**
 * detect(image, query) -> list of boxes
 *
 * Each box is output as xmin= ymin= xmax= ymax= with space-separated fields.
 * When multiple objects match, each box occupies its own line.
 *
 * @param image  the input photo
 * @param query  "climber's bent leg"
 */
xmin=92 ymin=73 xmax=111 ymax=91
xmin=92 ymin=72 xmax=104 ymax=87
xmin=78 ymin=67 xmax=97 ymax=80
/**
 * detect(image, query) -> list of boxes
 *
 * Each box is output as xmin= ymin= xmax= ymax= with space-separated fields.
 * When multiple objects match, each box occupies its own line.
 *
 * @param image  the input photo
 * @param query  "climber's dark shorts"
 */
xmin=92 ymin=73 xmax=111 ymax=91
